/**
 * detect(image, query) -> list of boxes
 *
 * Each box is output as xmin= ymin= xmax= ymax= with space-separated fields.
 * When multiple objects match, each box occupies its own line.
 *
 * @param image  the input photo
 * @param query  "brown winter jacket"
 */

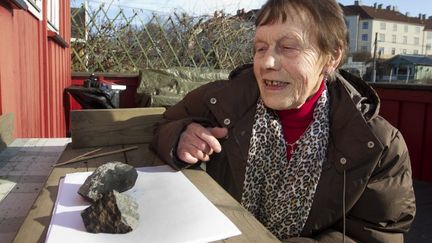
xmin=151 ymin=66 xmax=416 ymax=242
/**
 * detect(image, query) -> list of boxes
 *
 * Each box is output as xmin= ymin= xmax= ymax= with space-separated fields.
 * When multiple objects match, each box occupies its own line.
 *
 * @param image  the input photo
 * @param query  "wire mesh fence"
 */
xmin=71 ymin=0 xmax=256 ymax=72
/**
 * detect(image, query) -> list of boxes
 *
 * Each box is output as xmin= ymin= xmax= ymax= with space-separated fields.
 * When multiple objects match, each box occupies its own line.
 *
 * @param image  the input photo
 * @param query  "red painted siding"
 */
xmin=0 ymin=1 xmax=71 ymax=138
xmin=373 ymin=85 xmax=432 ymax=182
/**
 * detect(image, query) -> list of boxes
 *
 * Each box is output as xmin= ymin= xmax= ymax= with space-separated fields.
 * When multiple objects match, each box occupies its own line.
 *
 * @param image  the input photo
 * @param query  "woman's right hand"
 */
xmin=177 ymin=122 xmax=228 ymax=164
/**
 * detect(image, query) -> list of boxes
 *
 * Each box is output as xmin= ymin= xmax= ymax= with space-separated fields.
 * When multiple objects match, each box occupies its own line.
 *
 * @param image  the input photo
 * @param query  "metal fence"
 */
xmin=71 ymin=0 xmax=256 ymax=72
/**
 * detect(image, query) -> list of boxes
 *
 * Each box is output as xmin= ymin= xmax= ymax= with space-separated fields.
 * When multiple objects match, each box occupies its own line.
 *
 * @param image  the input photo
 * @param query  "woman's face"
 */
xmin=253 ymin=10 xmax=328 ymax=110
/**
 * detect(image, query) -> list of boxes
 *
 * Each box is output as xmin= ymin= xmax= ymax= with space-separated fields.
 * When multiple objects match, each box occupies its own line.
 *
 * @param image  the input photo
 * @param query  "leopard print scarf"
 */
xmin=241 ymin=88 xmax=330 ymax=240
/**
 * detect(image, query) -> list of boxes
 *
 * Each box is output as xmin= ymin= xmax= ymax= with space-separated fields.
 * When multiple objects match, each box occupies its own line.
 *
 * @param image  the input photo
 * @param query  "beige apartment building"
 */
xmin=343 ymin=1 xmax=432 ymax=59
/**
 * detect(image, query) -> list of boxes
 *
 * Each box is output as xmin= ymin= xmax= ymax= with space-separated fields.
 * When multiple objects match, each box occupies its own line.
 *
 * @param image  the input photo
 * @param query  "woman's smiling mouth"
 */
xmin=264 ymin=79 xmax=289 ymax=88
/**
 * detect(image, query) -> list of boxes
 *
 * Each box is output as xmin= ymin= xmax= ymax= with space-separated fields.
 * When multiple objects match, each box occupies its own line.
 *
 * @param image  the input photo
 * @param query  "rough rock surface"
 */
xmin=78 ymin=162 xmax=138 ymax=203
xmin=81 ymin=190 xmax=139 ymax=233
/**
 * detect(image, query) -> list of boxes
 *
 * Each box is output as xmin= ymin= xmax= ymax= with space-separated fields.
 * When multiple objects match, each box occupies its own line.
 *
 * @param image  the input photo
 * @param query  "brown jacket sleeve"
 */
xmin=150 ymin=83 xmax=217 ymax=170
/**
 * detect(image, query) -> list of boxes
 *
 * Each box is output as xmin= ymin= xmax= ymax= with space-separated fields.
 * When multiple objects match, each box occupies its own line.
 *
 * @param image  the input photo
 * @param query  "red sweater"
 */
xmin=276 ymin=81 xmax=325 ymax=160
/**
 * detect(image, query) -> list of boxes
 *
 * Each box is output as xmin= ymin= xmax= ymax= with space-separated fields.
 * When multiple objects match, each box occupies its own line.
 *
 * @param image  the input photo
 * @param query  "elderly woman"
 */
xmin=151 ymin=0 xmax=416 ymax=242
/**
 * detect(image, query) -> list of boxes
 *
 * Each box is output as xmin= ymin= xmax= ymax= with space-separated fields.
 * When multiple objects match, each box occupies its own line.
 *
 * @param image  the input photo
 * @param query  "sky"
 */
xmin=109 ymin=0 xmax=432 ymax=17
xmin=76 ymin=0 xmax=432 ymax=18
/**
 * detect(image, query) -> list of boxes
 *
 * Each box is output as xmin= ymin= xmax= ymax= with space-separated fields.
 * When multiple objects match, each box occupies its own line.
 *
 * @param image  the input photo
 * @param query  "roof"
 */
xmin=425 ymin=20 xmax=432 ymax=31
xmin=386 ymin=55 xmax=432 ymax=66
xmin=342 ymin=4 xmax=430 ymax=27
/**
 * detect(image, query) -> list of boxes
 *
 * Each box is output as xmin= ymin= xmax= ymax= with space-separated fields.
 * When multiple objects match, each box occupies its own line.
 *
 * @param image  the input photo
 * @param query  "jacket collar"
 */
xmin=325 ymin=72 xmax=384 ymax=173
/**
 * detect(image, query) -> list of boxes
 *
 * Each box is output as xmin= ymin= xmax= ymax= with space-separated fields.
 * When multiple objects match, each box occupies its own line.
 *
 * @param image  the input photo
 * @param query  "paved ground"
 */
xmin=0 ymin=138 xmax=70 ymax=243
xmin=0 ymin=138 xmax=430 ymax=243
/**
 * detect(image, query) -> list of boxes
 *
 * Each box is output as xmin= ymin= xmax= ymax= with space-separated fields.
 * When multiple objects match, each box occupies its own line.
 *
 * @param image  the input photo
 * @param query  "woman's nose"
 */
xmin=263 ymin=51 xmax=280 ymax=70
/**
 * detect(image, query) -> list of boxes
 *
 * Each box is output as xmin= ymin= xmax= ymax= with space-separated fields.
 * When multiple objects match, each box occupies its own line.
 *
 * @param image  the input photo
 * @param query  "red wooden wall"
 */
xmin=372 ymin=84 xmax=432 ymax=182
xmin=0 ymin=1 xmax=71 ymax=138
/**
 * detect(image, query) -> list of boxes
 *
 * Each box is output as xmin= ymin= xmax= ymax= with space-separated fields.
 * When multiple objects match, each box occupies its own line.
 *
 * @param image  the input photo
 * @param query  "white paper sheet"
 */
xmin=46 ymin=165 xmax=241 ymax=243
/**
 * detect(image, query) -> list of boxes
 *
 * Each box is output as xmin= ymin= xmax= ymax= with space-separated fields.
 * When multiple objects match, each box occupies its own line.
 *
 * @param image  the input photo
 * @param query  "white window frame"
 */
xmin=380 ymin=22 xmax=386 ymax=30
xmin=393 ymin=23 xmax=397 ymax=31
xmin=24 ymin=0 xmax=42 ymax=20
xmin=392 ymin=35 xmax=396 ymax=43
xmin=414 ymin=37 xmax=419 ymax=45
xmin=362 ymin=22 xmax=369 ymax=29
xmin=361 ymin=34 xmax=368 ymax=41
xmin=47 ymin=0 xmax=60 ymax=33
xmin=379 ymin=33 xmax=385 ymax=42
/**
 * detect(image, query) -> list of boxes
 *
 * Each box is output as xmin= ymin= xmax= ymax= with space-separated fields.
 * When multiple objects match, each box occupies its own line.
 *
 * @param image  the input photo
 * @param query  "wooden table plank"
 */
xmin=123 ymin=143 xmax=164 ymax=167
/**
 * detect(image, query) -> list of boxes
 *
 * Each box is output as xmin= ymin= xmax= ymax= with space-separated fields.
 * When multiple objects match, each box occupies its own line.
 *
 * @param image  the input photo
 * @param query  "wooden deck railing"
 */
xmin=371 ymin=82 xmax=432 ymax=182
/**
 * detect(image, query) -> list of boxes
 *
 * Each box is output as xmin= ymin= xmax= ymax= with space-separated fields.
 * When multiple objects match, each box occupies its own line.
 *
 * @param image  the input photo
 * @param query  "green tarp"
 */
xmin=135 ymin=67 xmax=230 ymax=107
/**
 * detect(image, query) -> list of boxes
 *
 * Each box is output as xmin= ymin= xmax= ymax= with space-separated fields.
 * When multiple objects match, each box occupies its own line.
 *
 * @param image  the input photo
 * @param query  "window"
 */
xmin=404 ymin=25 xmax=408 ymax=32
xmin=24 ymin=0 xmax=42 ymax=20
xmin=361 ymin=34 xmax=368 ymax=41
xmin=402 ymin=49 xmax=407 ymax=54
xmin=362 ymin=22 xmax=369 ymax=29
xmin=415 ymin=26 xmax=420 ymax=33
xmin=47 ymin=0 xmax=60 ymax=32
xmin=392 ymin=35 xmax=396 ymax=43
xmin=380 ymin=22 xmax=386 ymax=30
xmin=23 ymin=0 xmax=60 ymax=33
xmin=393 ymin=23 xmax=397 ymax=31
xmin=414 ymin=37 xmax=420 ymax=45
xmin=427 ymin=32 xmax=432 ymax=39
xmin=361 ymin=46 xmax=368 ymax=52
xmin=379 ymin=47 xmax=385 ymax=55
xmin=413 ymin=50 xmax=419 ymax=54
xmin=379 ymin=33 xmax=385 ymax=42
xmin=403 ymin=36 xmax=407 ymax=44
xmin=391 ymin=48 xmax=396 ymax=55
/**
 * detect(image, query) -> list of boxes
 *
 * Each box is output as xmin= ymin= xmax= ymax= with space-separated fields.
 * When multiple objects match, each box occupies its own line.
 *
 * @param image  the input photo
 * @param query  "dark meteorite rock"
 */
xmin=78 ymin=162 xmax=138 ymax=203
xmin=81 ymin=190 xmax=139 ymax=233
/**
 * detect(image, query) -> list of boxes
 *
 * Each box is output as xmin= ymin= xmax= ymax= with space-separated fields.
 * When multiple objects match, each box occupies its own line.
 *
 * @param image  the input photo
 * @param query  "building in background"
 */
xmin=343 ymin=1 xmax=432 ymax=59
xmin=385 ymin=54 xmax=432 ymax=82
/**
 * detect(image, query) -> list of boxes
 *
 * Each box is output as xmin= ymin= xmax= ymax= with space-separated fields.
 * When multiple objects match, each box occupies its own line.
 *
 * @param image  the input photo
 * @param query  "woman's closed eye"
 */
xmin=255 ymin=45 xmax=268 ymax=53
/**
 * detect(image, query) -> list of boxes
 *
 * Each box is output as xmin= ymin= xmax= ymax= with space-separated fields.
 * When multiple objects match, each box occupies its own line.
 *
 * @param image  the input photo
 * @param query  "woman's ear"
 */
xmin=328 ymin=48 xmax=343 ymax=69
xmin=321 ymin=49 xmax=343 ymax=79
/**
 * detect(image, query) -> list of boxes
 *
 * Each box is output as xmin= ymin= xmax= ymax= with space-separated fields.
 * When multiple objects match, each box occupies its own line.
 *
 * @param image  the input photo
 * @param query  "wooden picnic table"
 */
xmin=13 ymin=108 xmax=279 ymax=243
